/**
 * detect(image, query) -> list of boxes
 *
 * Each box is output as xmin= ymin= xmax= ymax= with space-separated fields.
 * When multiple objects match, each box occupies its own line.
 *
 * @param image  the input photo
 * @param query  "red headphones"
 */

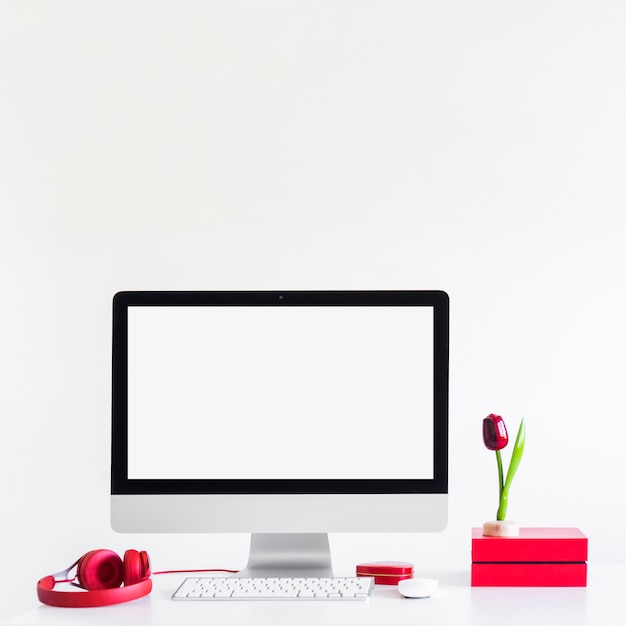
xmin=37 ymin=549 xmax=152 ymax=608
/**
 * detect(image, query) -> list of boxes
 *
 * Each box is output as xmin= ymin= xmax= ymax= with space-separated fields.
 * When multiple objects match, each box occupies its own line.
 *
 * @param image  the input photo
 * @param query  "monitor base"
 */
xmin=238 ymin=533 xmax=334 ymax=577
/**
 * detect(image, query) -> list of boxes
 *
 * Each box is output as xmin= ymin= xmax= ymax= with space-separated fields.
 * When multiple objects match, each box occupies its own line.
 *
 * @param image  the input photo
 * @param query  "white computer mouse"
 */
xmin=397 ymin=577 xmax=438 ymax=598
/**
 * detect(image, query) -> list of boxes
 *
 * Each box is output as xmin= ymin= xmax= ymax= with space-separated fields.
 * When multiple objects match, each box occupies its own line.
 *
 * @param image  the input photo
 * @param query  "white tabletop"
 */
xmin=5 ymin=565 xmax=625 ymax=626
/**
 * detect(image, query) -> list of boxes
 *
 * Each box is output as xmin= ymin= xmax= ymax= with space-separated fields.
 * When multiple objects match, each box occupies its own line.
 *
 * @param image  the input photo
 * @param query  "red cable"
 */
xmin=152 ymin=568 xmax=240 ymax=575
xmin=52 ymin=568 xmax=241 ymax=584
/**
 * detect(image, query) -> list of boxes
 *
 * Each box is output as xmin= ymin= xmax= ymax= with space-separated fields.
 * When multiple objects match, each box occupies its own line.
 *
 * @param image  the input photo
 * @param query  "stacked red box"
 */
xmin=471 ymin=527 xmax=588 ymax=587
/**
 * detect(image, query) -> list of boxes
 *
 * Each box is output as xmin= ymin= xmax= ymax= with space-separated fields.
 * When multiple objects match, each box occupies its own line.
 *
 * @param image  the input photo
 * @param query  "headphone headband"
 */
xmin=37 ymin=575 xmax=152 ymax=608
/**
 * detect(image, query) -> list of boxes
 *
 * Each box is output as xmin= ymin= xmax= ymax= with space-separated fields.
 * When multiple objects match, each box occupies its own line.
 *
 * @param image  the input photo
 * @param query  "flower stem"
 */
xmin=496 ymin=449 xmax=504 ymax=519
xmin=496 ymin=449 xmax=504 ymax=499
xmin=497 ymin=492 xmax=508 ymax=521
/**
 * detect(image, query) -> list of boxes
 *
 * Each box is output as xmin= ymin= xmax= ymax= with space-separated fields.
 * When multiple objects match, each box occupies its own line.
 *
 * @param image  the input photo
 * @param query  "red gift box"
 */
xmin=471 ymin=527 xmax=588 ymax=587
xmin=356 ymin=561 xmax=414 ymax=585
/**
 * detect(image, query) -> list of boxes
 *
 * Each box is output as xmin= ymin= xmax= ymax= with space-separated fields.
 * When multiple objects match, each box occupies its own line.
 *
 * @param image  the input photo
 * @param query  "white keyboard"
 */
xmin=172 ymin=576 xmax=374 ymax=600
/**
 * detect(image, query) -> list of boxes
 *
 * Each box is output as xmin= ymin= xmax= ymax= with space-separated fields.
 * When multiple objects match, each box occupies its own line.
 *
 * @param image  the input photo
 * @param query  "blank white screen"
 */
xmin=127 ymin=306 xmax=433 ymax=480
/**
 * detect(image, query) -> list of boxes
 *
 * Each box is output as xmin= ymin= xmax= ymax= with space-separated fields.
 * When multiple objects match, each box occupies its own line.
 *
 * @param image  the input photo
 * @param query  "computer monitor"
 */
xmin=111 ymin=290 xmax=449 ymax=576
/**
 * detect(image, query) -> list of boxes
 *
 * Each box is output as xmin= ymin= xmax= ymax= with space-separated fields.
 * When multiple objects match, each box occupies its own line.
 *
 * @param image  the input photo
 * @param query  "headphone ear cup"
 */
xmin=76 ymin=550 xmax=124 ymax=590
xmin=123 ymin=549 xmax=151 ymax=586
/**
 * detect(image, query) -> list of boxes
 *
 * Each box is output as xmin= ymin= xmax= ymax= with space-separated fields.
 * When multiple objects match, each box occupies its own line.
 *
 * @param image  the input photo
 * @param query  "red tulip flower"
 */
xmin=483 ymin=414 xmax=526 ymax=521
xmin=483 ymin=414 xmax=508 ymax=451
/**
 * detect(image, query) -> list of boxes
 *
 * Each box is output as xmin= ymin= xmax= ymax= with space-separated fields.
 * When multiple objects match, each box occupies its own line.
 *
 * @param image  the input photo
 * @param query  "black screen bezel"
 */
xmin=111 ymin=290 xmax=448 ymax=495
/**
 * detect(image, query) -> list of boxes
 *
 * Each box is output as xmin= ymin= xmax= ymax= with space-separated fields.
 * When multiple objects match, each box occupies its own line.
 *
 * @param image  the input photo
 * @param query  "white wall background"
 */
xmin=1 ymin=0 xmax=625 ymax=620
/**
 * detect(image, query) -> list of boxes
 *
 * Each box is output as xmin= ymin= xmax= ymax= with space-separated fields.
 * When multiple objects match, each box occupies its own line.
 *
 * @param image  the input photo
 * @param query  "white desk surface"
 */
xmin=5 ymin=565 xmax=625 ymax=626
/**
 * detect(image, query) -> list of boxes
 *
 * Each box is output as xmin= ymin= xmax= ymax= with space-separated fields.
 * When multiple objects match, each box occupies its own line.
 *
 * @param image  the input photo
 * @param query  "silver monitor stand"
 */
xmin=238 ymin=533 xmax=333 ymax=577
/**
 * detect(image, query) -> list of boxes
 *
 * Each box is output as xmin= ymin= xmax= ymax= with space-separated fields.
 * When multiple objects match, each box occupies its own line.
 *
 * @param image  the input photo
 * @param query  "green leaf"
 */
xmin=497 ymin=418 xmax=526 ymax=521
